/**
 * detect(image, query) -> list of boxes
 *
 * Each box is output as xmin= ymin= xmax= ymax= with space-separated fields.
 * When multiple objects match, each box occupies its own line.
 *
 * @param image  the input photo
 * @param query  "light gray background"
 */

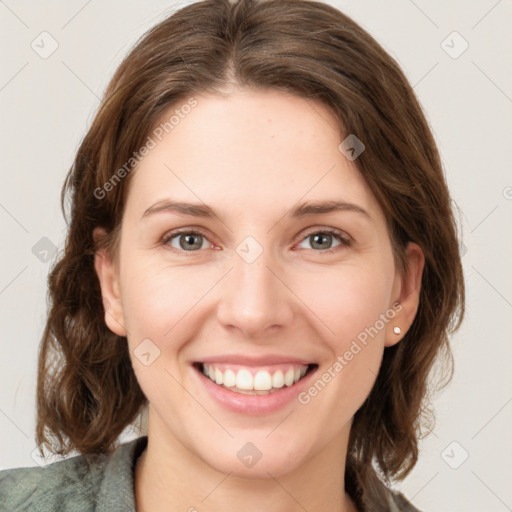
xmin=1 ymin=1 xmax=511 ymax=511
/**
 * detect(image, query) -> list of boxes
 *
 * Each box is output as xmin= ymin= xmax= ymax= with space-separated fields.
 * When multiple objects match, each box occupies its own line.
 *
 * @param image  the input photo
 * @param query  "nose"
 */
xmin=216 ymin=242 xmax=294 ymax=339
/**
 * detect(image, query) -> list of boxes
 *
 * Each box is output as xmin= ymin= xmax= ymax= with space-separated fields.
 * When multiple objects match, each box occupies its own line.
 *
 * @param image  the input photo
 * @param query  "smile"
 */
xmin=192 ymin=358 xmax=319 ymax=414
xmin=199 ymin=362 xmax=315 ymax=395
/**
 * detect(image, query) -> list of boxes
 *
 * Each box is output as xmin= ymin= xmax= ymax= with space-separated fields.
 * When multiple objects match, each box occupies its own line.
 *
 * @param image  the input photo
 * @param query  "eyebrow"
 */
xmin=141 ymin=199 xmax=370 ymax=221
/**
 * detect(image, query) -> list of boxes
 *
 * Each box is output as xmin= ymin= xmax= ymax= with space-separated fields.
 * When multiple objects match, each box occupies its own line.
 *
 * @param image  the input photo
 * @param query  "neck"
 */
xmin=134 ymin=409 xmax=358 ymax=512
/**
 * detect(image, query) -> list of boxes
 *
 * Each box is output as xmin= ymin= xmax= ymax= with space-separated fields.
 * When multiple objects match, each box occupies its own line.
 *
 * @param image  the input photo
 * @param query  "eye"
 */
xmin=161 ymin=227 xmax=351 ymax=255
xmin=296 ymin=227 xmax=351 ymax=254
xmin=162 ymin=229 xmax=213 ymax=252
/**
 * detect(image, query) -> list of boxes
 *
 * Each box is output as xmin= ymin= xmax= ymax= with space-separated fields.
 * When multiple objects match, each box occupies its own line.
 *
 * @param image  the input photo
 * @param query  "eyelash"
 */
xmin=160 ymin=227 xmax=351 ymax=255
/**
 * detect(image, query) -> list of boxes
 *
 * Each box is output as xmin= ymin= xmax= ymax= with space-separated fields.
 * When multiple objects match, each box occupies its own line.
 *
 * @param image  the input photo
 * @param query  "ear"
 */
xmin=385 ymin=242 xmax=424 ymax=347
xmin=93 ymin=227 xmax=127 ymax=337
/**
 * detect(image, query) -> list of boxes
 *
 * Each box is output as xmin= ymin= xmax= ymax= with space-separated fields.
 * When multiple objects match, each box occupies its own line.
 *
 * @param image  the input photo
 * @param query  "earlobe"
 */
xmin=93 ymin=227 xmax=127 ymax=337
xmin=385 ymin=242 xmax=425 ymax=347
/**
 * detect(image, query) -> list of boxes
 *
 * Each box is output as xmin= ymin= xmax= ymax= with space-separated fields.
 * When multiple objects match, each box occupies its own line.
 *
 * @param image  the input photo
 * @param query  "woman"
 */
xmin=0 ymin=0 xmax=464 ymax=510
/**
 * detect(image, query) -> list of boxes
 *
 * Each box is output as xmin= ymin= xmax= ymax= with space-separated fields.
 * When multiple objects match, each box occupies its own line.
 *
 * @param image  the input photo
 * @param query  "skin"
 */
xmin=94 ymin=88 xmax=424 ymax=512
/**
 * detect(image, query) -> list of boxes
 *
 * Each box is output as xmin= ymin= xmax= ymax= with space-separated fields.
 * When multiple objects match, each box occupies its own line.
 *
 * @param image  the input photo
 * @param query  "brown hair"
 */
xmin=36 ymin=0 xmax=464 ymax=506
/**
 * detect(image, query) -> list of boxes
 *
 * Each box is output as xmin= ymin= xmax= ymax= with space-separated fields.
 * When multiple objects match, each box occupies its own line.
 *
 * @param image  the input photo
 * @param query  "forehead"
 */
xmin=125 ymin=89 xmax=382 ymax=223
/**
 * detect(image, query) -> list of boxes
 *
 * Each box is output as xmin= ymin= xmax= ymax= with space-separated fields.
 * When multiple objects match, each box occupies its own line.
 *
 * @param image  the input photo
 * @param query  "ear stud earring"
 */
xmin=393 ymin=326 xmax=401 ymax=334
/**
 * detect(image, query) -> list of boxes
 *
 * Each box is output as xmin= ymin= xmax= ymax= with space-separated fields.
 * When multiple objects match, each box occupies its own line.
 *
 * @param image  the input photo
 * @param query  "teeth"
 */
xmin=272 ymin=370 xmax=284 ymax=388
xmin=201 ymin=363 xmax=309 ymax=393
xmin=223 ymin=369 xmax=236 ymax=387
xmin=254 ymin=370 xmax=272 ymax=391
xmin=236 ymin=369 xmax=253 ymax=390
xmin=284 ymin=369 xmax=294 ymax=386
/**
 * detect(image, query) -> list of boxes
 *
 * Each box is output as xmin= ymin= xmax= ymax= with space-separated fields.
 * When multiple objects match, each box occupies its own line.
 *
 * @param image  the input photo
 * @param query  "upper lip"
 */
xmin=196 ymin=354 xmax=315 ymax=366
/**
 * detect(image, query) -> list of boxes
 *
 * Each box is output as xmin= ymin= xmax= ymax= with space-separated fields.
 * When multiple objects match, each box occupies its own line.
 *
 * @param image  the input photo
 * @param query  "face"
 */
xmin=94 ymin=88 xmax=423 ymax=478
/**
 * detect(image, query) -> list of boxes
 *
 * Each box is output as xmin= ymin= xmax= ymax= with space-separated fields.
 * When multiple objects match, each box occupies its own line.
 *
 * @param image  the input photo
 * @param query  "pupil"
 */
xmin=313 ymin=233 xmax=330 ymax=249
xmin=181 ymin=234 xmax=200 ymax=250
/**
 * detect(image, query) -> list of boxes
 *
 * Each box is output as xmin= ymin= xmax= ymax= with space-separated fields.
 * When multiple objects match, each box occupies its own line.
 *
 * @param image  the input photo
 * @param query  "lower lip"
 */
xmin=194 ymin=365 xmax=317 ymax=415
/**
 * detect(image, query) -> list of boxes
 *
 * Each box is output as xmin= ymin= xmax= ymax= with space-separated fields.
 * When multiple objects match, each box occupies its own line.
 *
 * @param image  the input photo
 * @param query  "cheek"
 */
xmin=294 ymin=262 xmax=394 ymax=345
xmin=120 ymin=251 xmax=395 ymax=350
xmin=292 ymin=263 xmax=394 ymax=407
xmin=119 ymin=260 xmax=209 ymax=402
xmin=120 ymin=258 xmax=212 ymax=338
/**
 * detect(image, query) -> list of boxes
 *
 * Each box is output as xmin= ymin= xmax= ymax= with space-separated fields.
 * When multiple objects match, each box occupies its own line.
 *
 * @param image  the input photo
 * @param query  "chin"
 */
xmin=191 ymin=434 xmax=312 ymax=479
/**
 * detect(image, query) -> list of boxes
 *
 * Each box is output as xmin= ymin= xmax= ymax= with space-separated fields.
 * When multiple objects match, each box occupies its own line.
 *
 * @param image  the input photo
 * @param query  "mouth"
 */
xmin=193 ymin=362 xmax=318 ymax=396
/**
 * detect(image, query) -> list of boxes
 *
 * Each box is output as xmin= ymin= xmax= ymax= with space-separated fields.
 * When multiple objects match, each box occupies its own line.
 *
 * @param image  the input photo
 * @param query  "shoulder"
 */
xmin=0 ymin=450 xmax=108 ymax=511
xmin=0 ymin=436 xmax=148 ymax=512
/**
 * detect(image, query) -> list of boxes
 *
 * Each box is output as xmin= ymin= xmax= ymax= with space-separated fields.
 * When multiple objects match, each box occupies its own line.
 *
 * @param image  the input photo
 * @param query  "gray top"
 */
xmin=0 ymin=436 xmax=421 ymax=511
